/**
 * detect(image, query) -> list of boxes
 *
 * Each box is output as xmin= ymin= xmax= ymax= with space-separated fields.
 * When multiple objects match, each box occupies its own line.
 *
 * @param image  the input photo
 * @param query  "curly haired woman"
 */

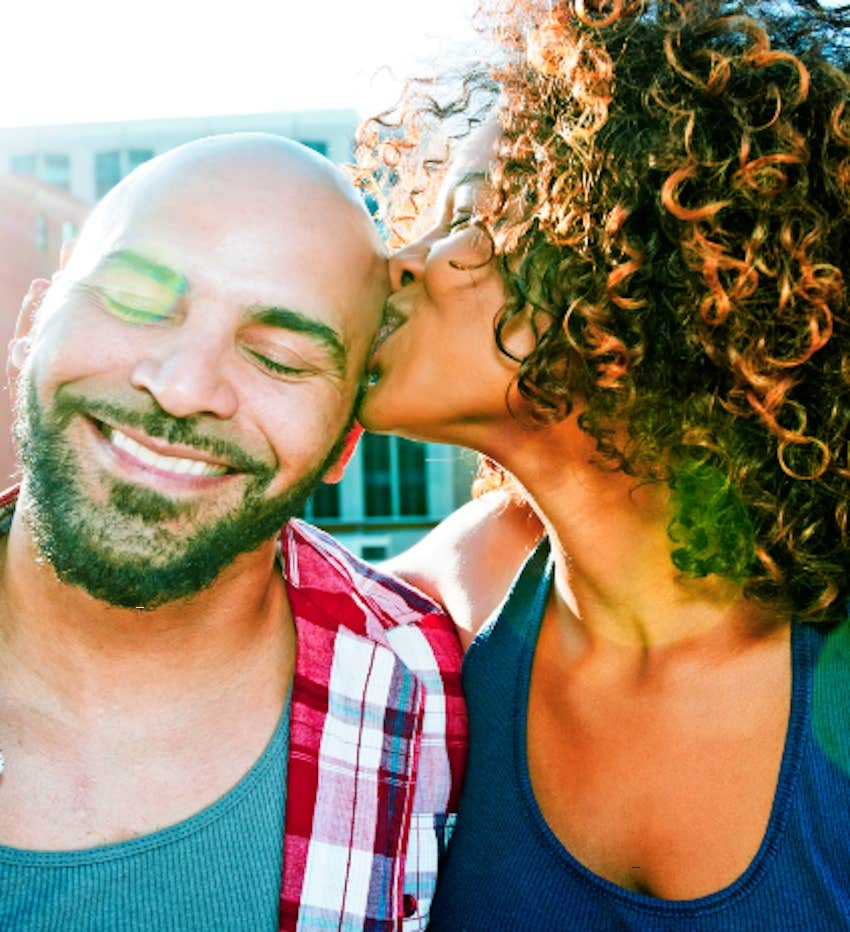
xmin=358 ymin=0 xmax=850 ymax=926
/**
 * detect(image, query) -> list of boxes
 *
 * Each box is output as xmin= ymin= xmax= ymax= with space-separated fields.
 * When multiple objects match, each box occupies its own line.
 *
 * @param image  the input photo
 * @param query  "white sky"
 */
xmin=0 ymin=0 xmax=480 ymax=128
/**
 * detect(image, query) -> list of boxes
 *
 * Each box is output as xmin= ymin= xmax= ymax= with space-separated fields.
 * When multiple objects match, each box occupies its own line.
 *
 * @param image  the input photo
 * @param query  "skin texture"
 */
xmin=0 ymin=134 xmax=387 ymax=849
xmin=370 ymin=124 xmax=793 ymax=900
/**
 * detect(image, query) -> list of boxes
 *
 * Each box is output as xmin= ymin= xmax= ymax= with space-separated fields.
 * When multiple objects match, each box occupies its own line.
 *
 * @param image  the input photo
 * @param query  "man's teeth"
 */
xmin=108 ymin=428 xmax=228 ymax=477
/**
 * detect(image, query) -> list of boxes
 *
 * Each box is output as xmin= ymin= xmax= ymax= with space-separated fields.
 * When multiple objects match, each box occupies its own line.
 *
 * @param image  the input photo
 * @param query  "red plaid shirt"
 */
xmin=278 ymin=520 xmax=467 ymax=931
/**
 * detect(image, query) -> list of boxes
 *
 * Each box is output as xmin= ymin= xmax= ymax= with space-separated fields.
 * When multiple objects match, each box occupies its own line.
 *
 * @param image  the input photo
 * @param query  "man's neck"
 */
xmin=0 ymin=507 xmax=293 ymax=719
xmin=0 ymin=506 xmax=296 ymax=849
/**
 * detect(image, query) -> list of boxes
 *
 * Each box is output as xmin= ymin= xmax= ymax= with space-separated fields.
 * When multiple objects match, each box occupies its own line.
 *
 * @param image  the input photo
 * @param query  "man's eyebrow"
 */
xmin=251 ymin=307 xmax=348 ymax=375
xmin=91 ymin=250 xmax=187 ymax=292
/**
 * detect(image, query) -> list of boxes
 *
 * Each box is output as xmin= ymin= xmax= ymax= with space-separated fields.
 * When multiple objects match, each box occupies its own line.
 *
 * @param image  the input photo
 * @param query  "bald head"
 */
xmin=62 ymin=133 xmax=385 ymax=306
xmin=33 ymin=132 xmax=388 ymax=397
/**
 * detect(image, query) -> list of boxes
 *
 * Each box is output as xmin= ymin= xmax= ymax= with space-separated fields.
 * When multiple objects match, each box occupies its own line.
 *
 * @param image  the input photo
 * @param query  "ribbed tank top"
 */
xmin=428 ymin=544 xmax=850 ymax=930
xmin=0 ymin=691 xmax=291 ymax=931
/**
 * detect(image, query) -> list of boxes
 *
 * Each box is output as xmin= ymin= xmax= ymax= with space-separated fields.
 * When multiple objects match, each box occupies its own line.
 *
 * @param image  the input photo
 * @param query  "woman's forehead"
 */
xmin=441 ymin=120 xmax=502 ymax=199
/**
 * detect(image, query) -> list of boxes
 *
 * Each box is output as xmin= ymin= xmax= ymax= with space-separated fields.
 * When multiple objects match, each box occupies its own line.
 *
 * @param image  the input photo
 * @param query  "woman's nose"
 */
xmin=388 ymin=241 xmax=427 ymax=292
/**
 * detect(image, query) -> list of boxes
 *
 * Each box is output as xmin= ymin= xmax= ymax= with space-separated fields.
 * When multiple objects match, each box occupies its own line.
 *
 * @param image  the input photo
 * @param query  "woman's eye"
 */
xmin=448 ymin=213 xmax=473 ymax=231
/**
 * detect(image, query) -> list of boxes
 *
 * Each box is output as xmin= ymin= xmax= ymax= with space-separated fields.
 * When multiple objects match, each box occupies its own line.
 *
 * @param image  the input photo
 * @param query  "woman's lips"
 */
xmin=367 ymin=303 xmax=408 ymax=376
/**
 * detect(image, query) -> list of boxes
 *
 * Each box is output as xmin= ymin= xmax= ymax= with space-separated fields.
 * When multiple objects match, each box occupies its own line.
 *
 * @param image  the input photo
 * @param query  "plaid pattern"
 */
xmin=279 ymin=520 xmax=467 ymax=932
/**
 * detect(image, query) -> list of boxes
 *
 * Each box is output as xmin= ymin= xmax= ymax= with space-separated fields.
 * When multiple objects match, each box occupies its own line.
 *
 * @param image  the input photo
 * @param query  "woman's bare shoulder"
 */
xmin=381 ymin=491 xmax=544 ymax=649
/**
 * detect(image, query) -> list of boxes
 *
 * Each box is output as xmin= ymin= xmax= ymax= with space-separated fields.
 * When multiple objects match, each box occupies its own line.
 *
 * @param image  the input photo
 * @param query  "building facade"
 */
xmin=0 ymin=109 xmax=360 ymax=204
xmin=0 ymin=111 xmax=475 ymax=556
xmin=305 ymin=434 xmax=478 ymax=560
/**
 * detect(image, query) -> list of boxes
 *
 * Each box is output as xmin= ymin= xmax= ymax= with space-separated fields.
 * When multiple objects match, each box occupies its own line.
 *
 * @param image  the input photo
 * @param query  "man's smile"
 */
xmin=90 ymin=418 xmax=236 ymax=484
xmin=107 ymin=426 xmax=230 ymax=477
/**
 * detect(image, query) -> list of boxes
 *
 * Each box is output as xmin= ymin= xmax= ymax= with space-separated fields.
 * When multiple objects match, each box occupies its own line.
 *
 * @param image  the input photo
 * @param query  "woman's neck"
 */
xmin=487 ymin=415 xmax=786 ymax=656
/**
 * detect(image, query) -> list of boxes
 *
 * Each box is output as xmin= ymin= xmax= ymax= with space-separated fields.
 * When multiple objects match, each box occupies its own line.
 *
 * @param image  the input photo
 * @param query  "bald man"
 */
xmin=0 ymin=134 xmax=465 ymax=931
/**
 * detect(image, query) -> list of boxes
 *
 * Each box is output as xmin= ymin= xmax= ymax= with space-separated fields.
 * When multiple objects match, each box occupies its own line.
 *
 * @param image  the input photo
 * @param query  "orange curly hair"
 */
xmin=357 ymin=0 xmax=850 ymax=624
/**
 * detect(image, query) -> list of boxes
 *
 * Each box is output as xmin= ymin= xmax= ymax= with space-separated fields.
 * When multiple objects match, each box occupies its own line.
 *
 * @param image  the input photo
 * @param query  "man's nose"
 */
xmin=388 ymin=241 xmax=427 ymax=292
xmin=130 ymin=332 xmax=238 ymax=421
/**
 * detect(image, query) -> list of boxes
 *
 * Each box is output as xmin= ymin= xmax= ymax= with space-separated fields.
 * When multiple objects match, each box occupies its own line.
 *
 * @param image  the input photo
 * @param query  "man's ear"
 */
xmin=322 ymin=422 xmax=364 ymax=484
xmin=8 ymin=278 xmax=50 ymax=372
xmin=7 ymin=278 xmax=50 ymax=414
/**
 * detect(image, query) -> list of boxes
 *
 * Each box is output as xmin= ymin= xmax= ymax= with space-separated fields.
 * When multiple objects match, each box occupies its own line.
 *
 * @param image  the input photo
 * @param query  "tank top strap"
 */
xmin=462 ymin=536 xmax=553 ymax=691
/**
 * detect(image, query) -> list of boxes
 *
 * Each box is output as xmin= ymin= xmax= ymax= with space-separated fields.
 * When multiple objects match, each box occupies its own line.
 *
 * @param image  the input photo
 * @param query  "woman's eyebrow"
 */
xmin=249 ymin=306 xmax=348 ymax=376
xmin=453 ymin=170 xmax=487 ymax=191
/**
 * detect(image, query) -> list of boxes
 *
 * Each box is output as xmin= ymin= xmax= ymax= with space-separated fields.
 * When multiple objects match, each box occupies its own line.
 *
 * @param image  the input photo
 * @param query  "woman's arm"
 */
xmin=382 ymin=491 xmax=544 ymax=649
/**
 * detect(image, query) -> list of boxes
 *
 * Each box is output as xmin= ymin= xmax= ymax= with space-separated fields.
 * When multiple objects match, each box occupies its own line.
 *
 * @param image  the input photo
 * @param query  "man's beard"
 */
xmin=14 ymin=380 xmax=347 ymax=610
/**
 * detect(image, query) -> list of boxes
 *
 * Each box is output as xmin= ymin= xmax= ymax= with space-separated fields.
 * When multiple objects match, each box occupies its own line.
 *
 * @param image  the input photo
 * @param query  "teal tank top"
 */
xmin=0 ymin=692 xmax=290 ymax=931
xmin=428 ymin=544 xmax=850 ymax=930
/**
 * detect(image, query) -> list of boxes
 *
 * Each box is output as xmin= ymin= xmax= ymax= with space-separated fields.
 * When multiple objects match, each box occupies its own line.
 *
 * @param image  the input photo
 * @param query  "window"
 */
xmin=36 ymin=213 xmax=47 ymax=253
xmin=364 ymin=434 xmax=393 ymax=517
xmin=95 ymin=148 xmax=156 ymax=199
xmin=127 ymin=149 xmax=154 ymax=171
xmin=305 ymin=482 xmax=340 ymax=519
xmin=363 ymin=434 xmax=428 ymax=518
xmin=95 ymin=150 xmax=122 ymax=198
xmin=300 ymin=140 xmax=328 ymax=156
xmin=61 ymin=221 xmax=78 ymax=244
xmin=11 ymin=153 xmax=69 ymax=190
xmin=11 ymin=154 xmax=36 ymax=175
xmin=42 ymin=154 xmax=70 ymax=191
xmin=398 ymin=439 xmax=427 ymax=515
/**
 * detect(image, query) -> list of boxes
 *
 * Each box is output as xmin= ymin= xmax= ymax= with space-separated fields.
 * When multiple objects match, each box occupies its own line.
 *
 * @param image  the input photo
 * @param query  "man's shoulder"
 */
xmin=281 ymin=518 xmax=456 ymax=646
xmin=0 ymin=484 xmax=19 ymax=502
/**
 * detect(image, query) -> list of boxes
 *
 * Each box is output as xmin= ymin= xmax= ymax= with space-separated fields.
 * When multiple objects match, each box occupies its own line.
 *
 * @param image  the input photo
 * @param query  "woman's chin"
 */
xmin=359 ymin=384 xmax=442 ymax=443
xmin=357 ymin=377 xmax=407 ymax=434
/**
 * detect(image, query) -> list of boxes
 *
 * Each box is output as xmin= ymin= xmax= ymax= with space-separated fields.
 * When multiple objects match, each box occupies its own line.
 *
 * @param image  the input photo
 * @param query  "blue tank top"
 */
xmin=428 ymin=544 xmax=850 ymax=930
xmin=0 ymin=691 xmax=291 ymax=932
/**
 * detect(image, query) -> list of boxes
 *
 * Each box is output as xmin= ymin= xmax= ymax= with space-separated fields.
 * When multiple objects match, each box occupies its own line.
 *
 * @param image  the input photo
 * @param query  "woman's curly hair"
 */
xmin=356 ymin=0 xmax=850 ymax=625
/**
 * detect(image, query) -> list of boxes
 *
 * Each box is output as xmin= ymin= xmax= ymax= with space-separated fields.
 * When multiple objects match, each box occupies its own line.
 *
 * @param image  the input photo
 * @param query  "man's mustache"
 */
xmin=51 ymin=391 xmax=274 ymax=479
